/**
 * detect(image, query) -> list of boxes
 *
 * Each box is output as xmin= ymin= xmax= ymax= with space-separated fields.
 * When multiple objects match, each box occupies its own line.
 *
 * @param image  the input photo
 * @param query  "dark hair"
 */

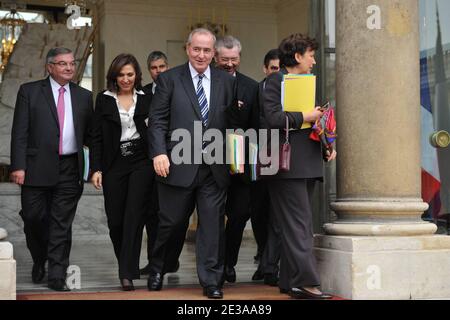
xmin=46 ymin=47 xmax=73 ymax=64
xmin=263 ymin=49 xmax=280 ymax=68
xmin=106 ymin=53 xmax=143 ymax=92
xmin=278 ymin=34 xmax=319 ymax=68
xmin=146 ymin=51 xmax=168 ymax=69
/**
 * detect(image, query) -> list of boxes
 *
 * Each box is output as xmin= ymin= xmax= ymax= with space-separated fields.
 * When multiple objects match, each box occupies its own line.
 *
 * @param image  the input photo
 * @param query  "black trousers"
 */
xmin=257 ymin=186 xmax=281 ymax=276
xmin=20 ymin=154 xmax=82 ymax=281
xmin=268 ymin=178 xmax=320 ymax=290
xmin=250 ymin=180 xmax=270 ymax=258
xmin=224 ymin=175 xmax=251 ymax=268
xmin=143 ymin=183 xmax=185 ymax=272
xmin=150 ymin=165 xmax=226 ymax=288
xmin=102 ymin=147 xmax=154 ymax=280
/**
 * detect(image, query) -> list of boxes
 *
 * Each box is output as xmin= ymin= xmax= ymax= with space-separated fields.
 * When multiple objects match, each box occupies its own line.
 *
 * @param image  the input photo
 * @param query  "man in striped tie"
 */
xmin=148 ymin=28 xmax=239 ymax=299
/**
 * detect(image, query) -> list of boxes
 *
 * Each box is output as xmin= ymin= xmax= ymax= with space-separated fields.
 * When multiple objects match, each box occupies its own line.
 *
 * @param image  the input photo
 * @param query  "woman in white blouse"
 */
xmin=90 ymin=54 xmax=155 ymax=291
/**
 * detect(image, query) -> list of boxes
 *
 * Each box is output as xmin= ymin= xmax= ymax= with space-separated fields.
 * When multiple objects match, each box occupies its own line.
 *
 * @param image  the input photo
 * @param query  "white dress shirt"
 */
xmin=189 ymin=63 xmax=211 ymax=107
xmin=103 ymin=89 xmax=145 ymax=142
xmin=49 ymin=76 xmax=77 ymax=155
xmin=152 ymin=82 xmax=157 ymax=95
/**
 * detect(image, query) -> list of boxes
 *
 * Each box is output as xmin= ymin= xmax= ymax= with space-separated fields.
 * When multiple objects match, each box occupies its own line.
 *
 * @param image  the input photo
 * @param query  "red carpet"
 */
xmin=17 ymin=284 xmax=345 ymax=300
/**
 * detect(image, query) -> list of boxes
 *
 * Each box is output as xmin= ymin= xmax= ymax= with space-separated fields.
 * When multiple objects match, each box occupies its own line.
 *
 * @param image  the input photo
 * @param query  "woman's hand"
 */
xmin=325 ymin=149 xmax=337 ymax=162
xmin=91 ymin=171 xmax=103 ymax=190
xmin=303 ymin=107 xmax=324 ymax=123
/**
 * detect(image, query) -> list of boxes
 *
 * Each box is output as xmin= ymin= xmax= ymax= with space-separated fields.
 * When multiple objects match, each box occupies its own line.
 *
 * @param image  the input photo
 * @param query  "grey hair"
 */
xmin=215 ymin=35 xmax=242 ymax=54
xmin=46 ymin=47 xmax=73 ymax=64
xmin=186 ymin=28 xmax=216 ymax=46
xmin=146 ymin=51 xmax=168 ymax=69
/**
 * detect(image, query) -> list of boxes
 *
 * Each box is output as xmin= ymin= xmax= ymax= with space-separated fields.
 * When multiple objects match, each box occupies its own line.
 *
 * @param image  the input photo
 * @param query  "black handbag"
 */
xmin=279 ymin=116 xmax=291 ymax=172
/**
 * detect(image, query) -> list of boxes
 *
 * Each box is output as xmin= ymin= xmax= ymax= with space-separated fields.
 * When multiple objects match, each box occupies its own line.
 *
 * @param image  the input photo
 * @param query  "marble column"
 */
xmin=315 ymin=0 xmax=450 ymax=300
xmin=0 ymin=228 xmax=16 ymax=300
xmin=324 ymin=0 xmax=434 ymax=236
xmin=0 ymin=228 xmax=6 ymax=240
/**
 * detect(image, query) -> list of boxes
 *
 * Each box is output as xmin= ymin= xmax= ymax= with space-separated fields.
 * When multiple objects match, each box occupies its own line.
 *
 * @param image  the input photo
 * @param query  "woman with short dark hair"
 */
xmin=90 ymin=53 xmax=155 ymax=291
xmin=263 ymin=34 xmax=337 ymax=299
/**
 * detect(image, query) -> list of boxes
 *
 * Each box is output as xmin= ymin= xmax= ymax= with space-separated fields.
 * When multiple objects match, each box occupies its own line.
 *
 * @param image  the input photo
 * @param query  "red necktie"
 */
xmin=57 ymin=86 xmax=66 ymax=155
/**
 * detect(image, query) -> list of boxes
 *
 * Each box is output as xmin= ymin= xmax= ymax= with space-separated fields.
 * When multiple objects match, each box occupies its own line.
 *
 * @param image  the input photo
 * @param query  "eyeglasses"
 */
xmin=218 ymin=57 xmax=239 ymax=64
xmin=49 ymin=61 xmax=77 ymax=68
xmin=269 ymin=66 xmax=280 ymax=71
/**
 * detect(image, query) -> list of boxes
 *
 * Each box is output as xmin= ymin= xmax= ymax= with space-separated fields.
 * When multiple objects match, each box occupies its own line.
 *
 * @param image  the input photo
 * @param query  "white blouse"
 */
xmin=103 ymin=89 xmax=145 ymax=142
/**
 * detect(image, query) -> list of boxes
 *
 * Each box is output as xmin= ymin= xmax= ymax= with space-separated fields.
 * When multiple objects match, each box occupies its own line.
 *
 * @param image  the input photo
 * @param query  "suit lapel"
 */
xmin=180 ymin=64 xmax=202 ymax=120
xmin=41 ymin=78 xmax=59 ymax=128
xmin=69 ymin=83 xmax=80 ymax=142
xmin=207 ymin=68 xmax=222 ymax=129
xmin=102 ymin=94 xmax=121 ymax=126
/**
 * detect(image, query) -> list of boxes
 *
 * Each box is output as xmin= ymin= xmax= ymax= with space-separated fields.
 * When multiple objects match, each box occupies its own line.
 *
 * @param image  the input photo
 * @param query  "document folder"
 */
xmin=281 ymin=74 xmax=316 ymax=129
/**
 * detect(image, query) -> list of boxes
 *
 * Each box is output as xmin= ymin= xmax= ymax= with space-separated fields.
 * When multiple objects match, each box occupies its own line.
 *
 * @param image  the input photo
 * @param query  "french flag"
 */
xmin=420 ymin=58 xmax=442 ymax=219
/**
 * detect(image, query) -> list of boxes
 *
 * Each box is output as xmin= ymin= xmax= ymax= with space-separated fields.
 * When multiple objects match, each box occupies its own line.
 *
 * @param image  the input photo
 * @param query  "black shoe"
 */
xmin=203 ymin=286 xmax=223 ymax=299
xmin=120 ymin=279 xmax=135 ymax=291
xmin=223 ymin=266 xmax=236 ymax=283
xmin=164 ymin=260 xmax=180 ymax=274
xmin=32 ymin=262 xmax=46 ymax=284
xmin=139 ymin=264 xmax=151 ymax=276
xmin=252 ymin=268 xmax=264 ymax=281
xmin=147 ymin=273 xmax=163 ymax=291
xmin=279 ymin=288 xmax=289 ymax=294
xmin=48 ymin=279 xmax=70 ymax=292
xmin=263 ymin=274 xmax=279 ymax=286
xmin=289 ymin=287 xmax=333 ymax=300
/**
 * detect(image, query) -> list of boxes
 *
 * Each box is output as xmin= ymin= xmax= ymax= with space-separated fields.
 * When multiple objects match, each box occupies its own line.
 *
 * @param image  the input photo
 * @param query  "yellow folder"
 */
xmin=282 ymin=74 xmax=316 ymax=129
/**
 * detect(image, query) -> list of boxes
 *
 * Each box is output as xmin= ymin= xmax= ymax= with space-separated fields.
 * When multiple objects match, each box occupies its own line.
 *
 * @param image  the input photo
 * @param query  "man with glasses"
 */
xmin=10 ymin=47 xmax=93 ymax=291
xmin=214 ymin=35 xmax=260 ymax=284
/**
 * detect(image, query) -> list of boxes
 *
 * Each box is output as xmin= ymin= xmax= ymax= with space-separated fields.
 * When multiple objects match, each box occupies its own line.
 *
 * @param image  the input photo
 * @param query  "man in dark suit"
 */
xmin=142 ymin=51 xmax=169 ymax=96
xmin=213 ymin=35 xmax=259 ymax=284
xmin=147 ymin=28 xmax=237 ymax=299
xmin=139 ymin=50 xmax=182 ymax=276
xmin=251 ymin=49 xmax=281 ymax=286
xmin=10 ymin=47 xmax=93 ymax=291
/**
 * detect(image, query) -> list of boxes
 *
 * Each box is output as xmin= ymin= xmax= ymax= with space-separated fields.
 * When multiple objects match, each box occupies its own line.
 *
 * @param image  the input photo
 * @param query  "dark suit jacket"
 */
xmin=90 ymin=91 xmax=153 ymax=174
xmin=232 ymin=72 xmax=259 ymax=130
xmin=10 ymin=77 xmax=93 ymax=186
xmin=148 ymin=63 xmax=238 ymax=189
xmin=142 ymin=82 xmax=154 ymax=96
xmin=263 ymin=69 xmax=323 ymax=180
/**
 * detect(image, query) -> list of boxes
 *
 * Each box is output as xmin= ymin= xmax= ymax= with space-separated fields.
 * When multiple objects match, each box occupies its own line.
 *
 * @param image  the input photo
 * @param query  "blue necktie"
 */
xmin=196 ymin=74 xmax=209 ymax=127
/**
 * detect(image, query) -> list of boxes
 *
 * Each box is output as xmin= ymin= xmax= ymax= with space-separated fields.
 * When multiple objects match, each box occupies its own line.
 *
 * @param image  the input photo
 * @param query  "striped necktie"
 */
xmin=196 ymin=74 xmax=209 ymax=127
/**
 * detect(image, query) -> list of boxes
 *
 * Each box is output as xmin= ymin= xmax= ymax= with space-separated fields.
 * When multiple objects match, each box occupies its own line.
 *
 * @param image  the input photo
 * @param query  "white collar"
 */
xmin=188 ymin=62 xmax=211 ymax=80
xmin=49 ymin=76 xmax=70 ymax=90
xmin=103 ymin=89 xmax=145 ymax=98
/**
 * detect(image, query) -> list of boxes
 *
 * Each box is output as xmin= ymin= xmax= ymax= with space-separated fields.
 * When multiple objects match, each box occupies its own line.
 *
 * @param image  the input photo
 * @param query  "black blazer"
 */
xmin=142 ymin=82 xmax=154 ymax=96
xmin=263 ymin=69 xmax=323 ymax=180
xmin=148 ymin=63 xmax=238 ymax=189
xmin=10 ymin=77 xmax=93 ymax=186
xmin=232 ymin=72 xmax=259 ymax=130
xmin=90 ymin=91 xmax=153 ymax=174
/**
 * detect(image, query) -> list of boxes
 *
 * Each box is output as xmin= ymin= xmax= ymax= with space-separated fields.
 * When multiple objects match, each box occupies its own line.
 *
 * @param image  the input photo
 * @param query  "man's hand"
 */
xmin=91 ymin=172 xmax=102 ymax=190
xmin=10 ymin=170 xmax=25 ymax=185
xmin=153 ymin=154 xmax=170 ymax=178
